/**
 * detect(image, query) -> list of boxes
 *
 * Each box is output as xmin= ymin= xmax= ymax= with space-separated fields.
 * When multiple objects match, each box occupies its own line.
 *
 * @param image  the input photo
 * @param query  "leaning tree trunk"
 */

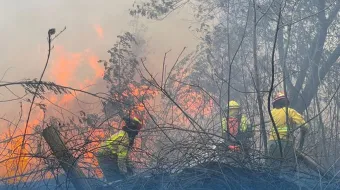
xmin=42 ymin=125 xmax=92 ymax=190
xmin=289 ymin=2 xmax=340 ymax=113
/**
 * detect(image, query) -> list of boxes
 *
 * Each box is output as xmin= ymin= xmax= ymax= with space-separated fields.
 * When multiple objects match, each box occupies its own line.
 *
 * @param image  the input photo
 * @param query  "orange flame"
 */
xmin=0 ymin=23 xmax=110 ymax=183
xmin=1 ymin=21 xmax=215 ymax=182
xmin=169 ymin=85 xmax=214 ymax=125
xmin=0 ymin=45 xmax=107 ymax=182
xmin=94 ymin=24 xmax=104 ymax=39
xmin=89 ymin=55 xmax=104 ymax=78
xmin=0 ymin=107 xmax=46 ymax=182
xmin=51 ymin=46 xmax=82 ymax=86
xmin=1 ymin=135 xmax=29 ymax=184
xmin=48 ymin=46 xmax=105 ymax=106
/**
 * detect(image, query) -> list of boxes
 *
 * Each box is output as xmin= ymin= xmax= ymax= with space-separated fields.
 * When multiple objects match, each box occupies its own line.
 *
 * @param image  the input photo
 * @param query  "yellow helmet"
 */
xmin=132 ymin=116 xmax=143 ymax=130
xmin=228 ymin=100 xmax=240 ymax=109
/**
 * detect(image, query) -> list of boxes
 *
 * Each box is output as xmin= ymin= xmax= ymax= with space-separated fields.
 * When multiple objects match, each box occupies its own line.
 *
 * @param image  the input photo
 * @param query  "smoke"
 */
xmin=0 ymin=0 xmax=197 ymax=118
xmin=0 ymin=0 xmax=200 ymax=179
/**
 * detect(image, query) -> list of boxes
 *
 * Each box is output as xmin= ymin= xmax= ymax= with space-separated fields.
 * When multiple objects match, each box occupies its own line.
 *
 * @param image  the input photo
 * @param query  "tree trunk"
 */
xmin=315 ymin=94 xmax=329 ymax=166
xmin=42 ymin=125 xmax=92 ymax=190
xmin=252 ymin=0 xmax=267 ymax=155
xmin=289 ymin=2 xmax=340 ymax=113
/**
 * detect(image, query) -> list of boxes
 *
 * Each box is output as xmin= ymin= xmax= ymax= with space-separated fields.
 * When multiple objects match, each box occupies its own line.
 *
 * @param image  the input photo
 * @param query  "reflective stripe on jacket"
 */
xmin=100 ymin=130 xmax=129 ymax=158
xmin=269 ymin=107 xmax=307 ymax=140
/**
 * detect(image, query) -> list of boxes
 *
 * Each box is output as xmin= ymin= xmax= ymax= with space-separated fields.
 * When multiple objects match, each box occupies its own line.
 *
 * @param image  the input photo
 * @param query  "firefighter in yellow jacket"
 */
xmin=222 ymin=100 xmax=253 ymax=151
xmin=97 ymin=116 xmax=143 ymax=182
xmin=268 ymin=92 xmax=308 ymax=168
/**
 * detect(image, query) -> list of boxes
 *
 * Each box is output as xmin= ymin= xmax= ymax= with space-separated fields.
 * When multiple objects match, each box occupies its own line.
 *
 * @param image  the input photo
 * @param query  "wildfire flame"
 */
xmin=1 ymin=136 xmax=29 ymax=183
xmin=0 ymin=44 xmax=106 ymax=182
xmin=94 ymin=24 xmax=104 ymax=39
xmin=1 ymin=23 xmax=215 ymax=184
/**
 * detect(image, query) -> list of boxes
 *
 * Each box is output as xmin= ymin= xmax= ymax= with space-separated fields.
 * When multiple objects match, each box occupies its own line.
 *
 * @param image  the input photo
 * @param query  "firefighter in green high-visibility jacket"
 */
xmin=222 ymin=100 xmax=253 ymax=152
xmin=96 ymin=116 xmax=143 ymax=182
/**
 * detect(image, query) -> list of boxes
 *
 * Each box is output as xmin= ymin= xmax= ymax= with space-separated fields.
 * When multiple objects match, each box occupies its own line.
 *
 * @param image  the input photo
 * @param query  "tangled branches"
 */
xmin=21 ymin=80 xmax=71 ymax=99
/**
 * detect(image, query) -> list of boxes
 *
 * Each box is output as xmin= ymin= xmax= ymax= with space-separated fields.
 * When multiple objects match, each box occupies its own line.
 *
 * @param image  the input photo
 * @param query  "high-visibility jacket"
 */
xmin=269 ymin=107 xmax=307 ymax=140
xmin=222 ymin=114 xmax=248 ymax=137
xmin=98 ymin=130 xmax=130 ymax=173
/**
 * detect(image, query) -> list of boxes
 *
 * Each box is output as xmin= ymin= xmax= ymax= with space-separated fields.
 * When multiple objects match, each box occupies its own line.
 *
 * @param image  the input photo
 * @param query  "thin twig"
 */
xmin=16 ymin=28 xmax=65 ymax=181
xmin=267 ymin=4 xmax=283 ymax=158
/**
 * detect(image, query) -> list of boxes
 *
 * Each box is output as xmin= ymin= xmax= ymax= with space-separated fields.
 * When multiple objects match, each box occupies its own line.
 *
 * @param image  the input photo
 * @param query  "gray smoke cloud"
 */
xmin=0 ymin=0 xmax=197 ymax=123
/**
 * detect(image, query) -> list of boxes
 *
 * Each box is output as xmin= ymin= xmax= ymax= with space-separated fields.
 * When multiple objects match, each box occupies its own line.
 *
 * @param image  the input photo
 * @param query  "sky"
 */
xmin=0 ymin=0 xmax=198 ymax=128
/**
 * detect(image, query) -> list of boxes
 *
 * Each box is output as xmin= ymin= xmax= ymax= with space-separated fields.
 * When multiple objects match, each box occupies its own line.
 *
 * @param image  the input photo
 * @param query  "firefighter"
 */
xmin=96 ymin=116 xmax=143 ymax=182
xmin=222 ymin=100 xmax=253 ymax=152
xmin=268 ymin=92 xmax=308 ymax=169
